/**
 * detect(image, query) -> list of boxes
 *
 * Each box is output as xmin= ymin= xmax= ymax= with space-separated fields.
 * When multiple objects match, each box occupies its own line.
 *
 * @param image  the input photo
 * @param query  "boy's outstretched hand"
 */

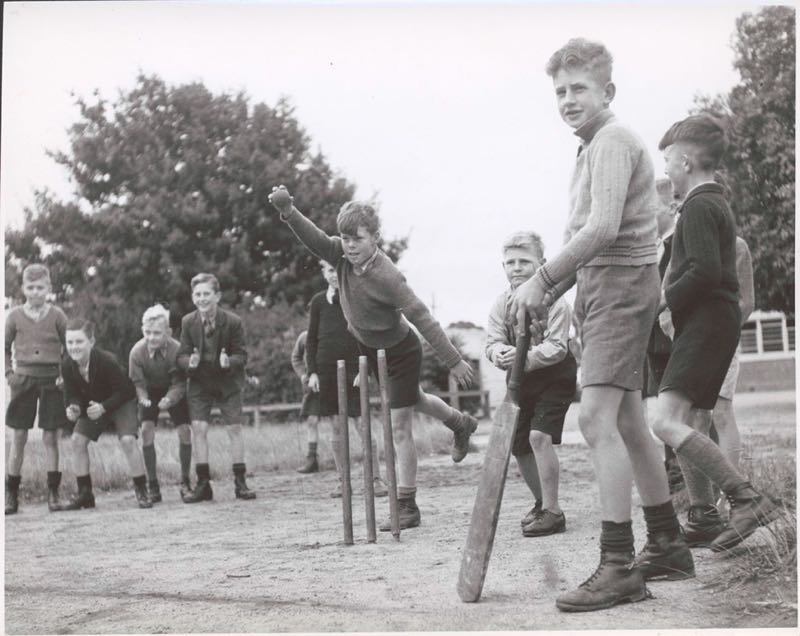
xmin=451 ymin=360 xmax=475 ymax=388
xmin=268 ymin=185 xmax=294 ymax=215
xmin=509 ymin=275 xmax=548 ymax=345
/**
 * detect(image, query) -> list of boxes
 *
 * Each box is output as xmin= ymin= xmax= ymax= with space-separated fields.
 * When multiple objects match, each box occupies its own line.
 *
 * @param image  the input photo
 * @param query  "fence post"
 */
xmin=448 ymin=373 xmax=460 ymax=412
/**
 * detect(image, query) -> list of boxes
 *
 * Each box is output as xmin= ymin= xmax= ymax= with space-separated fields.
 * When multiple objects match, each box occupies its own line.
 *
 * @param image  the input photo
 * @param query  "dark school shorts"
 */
xmin=187 ymin=384 xmax=243 ymax=425
xmin=316 ymin=362 xmax=361 ymax=418
xmin=513 ymin=353 xmax=577 ymax=456
xmin=660 ymin=298 xmax=740 ymax=410
xmin=74 ymin=399 xmax=139 ymax=442
xmin=359 ymin=329 xmax=423 ymax=409
xmin=300 ymin=389 xmax=320 ymax=418
xmin=138 ymin=386 xmax=191 ymax=425
xmin=5 ymin=374 xmax=66 ymax=431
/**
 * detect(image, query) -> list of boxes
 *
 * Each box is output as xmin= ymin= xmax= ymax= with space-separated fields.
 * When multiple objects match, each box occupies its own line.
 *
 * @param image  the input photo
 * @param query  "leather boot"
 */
xmin=5 ymin=476 xmax=20 ymax=515
xmin=710 ymin=483 xmax=781 ymax=553
xmin=685 ymin=504 xmax=728 ymax=547
xmin=182 ymin=478 xmax=213 ymax=503
xmin=379 ymin=495 xmax=421 ymax=531
xmin=234 ymin=465 xmax=256 ymax=500
xmin=634 ymin=530 xmax=695 ymax=581
xmin=556 ymin=551 xmax=650 ymax=612
xmin=47 ymin=471 xmax=63 ymax=512
xmin=61 ymin=486 xmax=96 ymax=510
xmin=447 ymin=412 xmax=479 ymax=463
xmin=147 ymin=480 xmax=162 ymax=503
xmin=179 ymin=476 xmax=193 ymax=501
xmin=134 ymin=482 xmax=153 ymax=509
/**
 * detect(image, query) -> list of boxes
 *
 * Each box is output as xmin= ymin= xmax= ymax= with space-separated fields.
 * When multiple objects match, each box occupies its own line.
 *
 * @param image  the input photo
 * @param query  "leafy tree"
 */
xmin=694 ymin=6 xmax=795 ymax=317
xmin=5 ymin=73 xmax=407 ymax=366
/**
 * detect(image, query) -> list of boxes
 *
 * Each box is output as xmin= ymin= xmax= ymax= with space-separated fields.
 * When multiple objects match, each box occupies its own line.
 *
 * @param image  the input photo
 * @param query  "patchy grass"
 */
xmin=6 ymin=412 xmax=456 ymax=500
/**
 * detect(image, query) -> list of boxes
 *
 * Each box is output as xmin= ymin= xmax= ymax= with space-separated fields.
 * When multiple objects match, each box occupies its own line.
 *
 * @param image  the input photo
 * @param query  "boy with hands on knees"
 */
xmin=60 ymin=318 xmax=152 ymax=510
xmin=268 ymin=186 xmax=477 ymax=531
xmin=486 ymin=232 xmax=577 ymax=538
xmin=129 ymin=304 xmax=193 ymax=502
xmin=177 ymin=273 xmax=256 ymax=503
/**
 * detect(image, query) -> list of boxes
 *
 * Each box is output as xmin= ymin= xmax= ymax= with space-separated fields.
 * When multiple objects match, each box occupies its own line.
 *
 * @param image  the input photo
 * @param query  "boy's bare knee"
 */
xmin=177 ymin=424 xmax=192 ymax=444
xmin=12 ymin=429 xmax=29 ymax=445
xmin=119 ymin=436 xmax=137 ymax=453
xmin=530 ymin=430 xmax=552 ymax=451
xmin=42 ymin=430 xmax=58 ymax=446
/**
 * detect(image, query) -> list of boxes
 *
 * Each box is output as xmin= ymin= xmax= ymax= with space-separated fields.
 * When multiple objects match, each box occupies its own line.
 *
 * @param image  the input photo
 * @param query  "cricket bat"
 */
xmin=457 ymin=318 xmax=531 ymax=603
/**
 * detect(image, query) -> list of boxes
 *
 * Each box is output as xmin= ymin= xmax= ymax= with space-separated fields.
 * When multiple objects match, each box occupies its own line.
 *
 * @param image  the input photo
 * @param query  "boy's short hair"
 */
xmin=191 ymin=272 xmax=220 ymax=292
xmin=545 ymin=38 xmax=613 ymax=83
xmin=502 ymin=231 xmax=545 ymax=261
xmin=658 ymin=114 xmax=728 ymax=171
xmin=65 ymin=318 xmax=95 ymax=339
xmin=22 ymin=263 xmax=51 ymax=284
xmin=142 ymin=303 xmax=170 ymax=327
xmin=337 ymin=201 xmax=381 ymax=236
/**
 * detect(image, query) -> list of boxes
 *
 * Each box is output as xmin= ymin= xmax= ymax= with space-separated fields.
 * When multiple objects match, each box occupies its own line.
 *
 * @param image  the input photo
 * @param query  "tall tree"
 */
xmin=5 ymin=74 xmax=406 ymax=361
xmin=695 ymin=6 xmax=795 ymax=317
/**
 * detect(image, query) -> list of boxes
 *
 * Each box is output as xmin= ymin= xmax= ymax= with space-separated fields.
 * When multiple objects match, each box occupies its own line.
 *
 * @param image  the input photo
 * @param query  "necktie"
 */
xmin=204 ymin=319 xmax=214 ymax=337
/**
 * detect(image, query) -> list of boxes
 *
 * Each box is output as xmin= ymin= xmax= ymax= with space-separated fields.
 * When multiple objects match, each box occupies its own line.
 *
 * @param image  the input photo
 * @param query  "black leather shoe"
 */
xmin=5 ymin=488 xmax=19 ymax=515
xmin=183 ymin=478 xmax=213 ymax=504
xmin=634 ymin=530 xmax=695 ymax=581
xmin=685 ymin=504 xmax=727 ymax=547
xmin=296 ymin=455 xmax=319 ymax=474
xmin=710 ymin=486 xmax=781 ymax=552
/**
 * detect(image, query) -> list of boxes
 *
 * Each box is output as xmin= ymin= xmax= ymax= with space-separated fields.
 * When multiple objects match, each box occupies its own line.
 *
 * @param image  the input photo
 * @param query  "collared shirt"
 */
xmin=574 ymin=109 xmax=616 ymax=148
xmin=201 ymin=310 xmax=217 ymax=335
xmin=79 ymin=359 xmax=91 ymax=383
xmin=326 ymin=286 xmax=337 ymax=304
xmin=129 ymin=336 xmax=186 ymax=403
xmin=353 ymin=249 xmax=380 ymax=276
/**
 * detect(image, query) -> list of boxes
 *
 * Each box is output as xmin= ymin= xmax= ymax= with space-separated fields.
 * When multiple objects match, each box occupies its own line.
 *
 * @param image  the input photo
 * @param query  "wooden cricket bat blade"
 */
xmin=457 ymin=399 xmax=520 ymax=602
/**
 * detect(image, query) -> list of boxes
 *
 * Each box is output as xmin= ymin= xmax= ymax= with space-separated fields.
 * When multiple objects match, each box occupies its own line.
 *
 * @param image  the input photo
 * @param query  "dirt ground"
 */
xmin=5 ymin=393 xmax=797 ymax=634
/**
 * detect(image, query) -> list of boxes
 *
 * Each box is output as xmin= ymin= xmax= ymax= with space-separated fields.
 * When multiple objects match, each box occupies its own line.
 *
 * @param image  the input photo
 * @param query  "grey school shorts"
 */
xmin=574 ymin=264 xmax=660 ymax=391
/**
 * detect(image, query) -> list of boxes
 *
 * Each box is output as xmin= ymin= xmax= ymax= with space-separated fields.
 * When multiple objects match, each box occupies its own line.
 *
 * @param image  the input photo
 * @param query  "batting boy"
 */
xmin=5 ymin=264 xmax=68 ymax=514
xmin=60 ymin=318 xmax=152 ymax=509
xmin=652 ymin=118 xmax=776 ymax=553
xmin=511 ymin=39 xmax=692 ymax=611
xmin=177 ymin=273 xmax=256 ymax=503
xmin=268 ymin=188 xmax=477 ymax=531
xmin=486 ymin=232 xmax=576 ymax=538
xmin=129 ymin=304 xmax=193 ymax=502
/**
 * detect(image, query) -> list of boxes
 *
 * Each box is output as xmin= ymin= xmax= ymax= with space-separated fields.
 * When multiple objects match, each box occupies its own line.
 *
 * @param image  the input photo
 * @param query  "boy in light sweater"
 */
xmin=5 ymin=264 xmax=68 ymax=514
xmin=268 ymin=187 xmax=476 ymax=531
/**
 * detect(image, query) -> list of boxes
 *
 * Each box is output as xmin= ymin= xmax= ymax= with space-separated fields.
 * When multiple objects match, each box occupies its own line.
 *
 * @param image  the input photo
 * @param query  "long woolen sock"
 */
xmin=676 ymin=431 xmax=747 ymax=494
xmin=142 ymin=444 xmax=158 ymax=483
xmin=677 ymin=454 xmax=716 ymax=507
xmin=600 ymin=520 xmax=635 ymax=554
xmin=179 ymin=443 xmax=192 ymax=481
xmin=642 ymin=500 xmax=681 ymax=541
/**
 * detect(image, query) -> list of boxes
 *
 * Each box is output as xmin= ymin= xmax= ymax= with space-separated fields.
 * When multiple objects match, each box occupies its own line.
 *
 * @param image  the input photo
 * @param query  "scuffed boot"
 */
xmin=710 ymin=483 xmax=781 ymax=553
xmin=556 ymin=551 xmax=650 ymax=612
xmin=379 ymin=495 xmax=421 ymax=531
xmin=634 ymin=531 xmax=695 ymax=581
xmin=297 ymin=443 xmax=319 ymax=474
xmin=147 ymin=480 xmax=162 ymax=504
xmin=134 ymin=479 xmax=154 ymax=509
xmin=179 ymin=476 xmax=193 ymax=501
xmin=5 ymin=475 xmax=20 ymax=515
xmin=47 ymin=471 xmax=63 ymax=512
xmin=447 ymin=411 xmax=479 ymax=463
xmin=233 ymin=463 xmax=256 ymax=500
xmin=183 ymin=478 xmax=213 ymax=503
xmin=685 ymin=504 xmax=728 ymax=547
xmin=61 ymin=476 xmax=96 ymax=511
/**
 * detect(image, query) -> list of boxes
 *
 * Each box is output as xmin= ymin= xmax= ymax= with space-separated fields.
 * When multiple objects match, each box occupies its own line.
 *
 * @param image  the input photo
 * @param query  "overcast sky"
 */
xmin=2 ymin=1 xmax=765 ymax=326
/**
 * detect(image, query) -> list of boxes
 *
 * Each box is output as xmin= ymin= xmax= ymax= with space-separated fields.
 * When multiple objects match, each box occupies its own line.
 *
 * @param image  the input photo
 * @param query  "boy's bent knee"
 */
xmin=530 ymin=430 xmax=553 ymax=451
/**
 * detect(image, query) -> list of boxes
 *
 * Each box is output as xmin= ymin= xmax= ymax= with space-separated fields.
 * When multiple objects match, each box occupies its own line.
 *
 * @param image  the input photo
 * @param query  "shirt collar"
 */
xmin=147 ymin=344 xmax=165 ymax=359
xmin=22 ymin=302 xmax=49 ymax=321
xmin=681 ymin=181 xmax=723 ymax=206
xmin=574 ymin=109 xmax=615 ymax=145
xmin=326 ymin=286 xmax=337 ymax=304
xmin=200 ymin=309 xmax=217 ymax=325
xmin=353 ymin=248 xmax=380 ymax=276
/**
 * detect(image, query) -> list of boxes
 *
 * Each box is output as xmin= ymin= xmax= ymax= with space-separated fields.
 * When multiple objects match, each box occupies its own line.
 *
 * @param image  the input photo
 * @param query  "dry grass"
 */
xmin=6 ymin=412 xmax=455 ymax=499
